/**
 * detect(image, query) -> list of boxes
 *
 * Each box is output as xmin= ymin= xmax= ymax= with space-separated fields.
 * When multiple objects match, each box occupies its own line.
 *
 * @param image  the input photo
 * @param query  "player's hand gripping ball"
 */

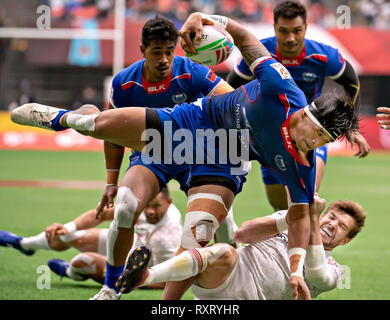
xmin=185 ymin=26 xmax=234 ymax=66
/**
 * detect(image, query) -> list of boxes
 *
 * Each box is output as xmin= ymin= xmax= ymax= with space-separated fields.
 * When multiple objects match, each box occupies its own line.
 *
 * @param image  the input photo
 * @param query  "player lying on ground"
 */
xmin=11 ymin=12 xmax=357 ymax=299
xmin=117 ymin=196 xmax=366 ymax=300
xmin=377 ymin=107 xmax=390 ymax=130
xmin=0 ymin=189 xmax=181 ymax=289
xmin=227 ymin=0 xmax=370 ymax=211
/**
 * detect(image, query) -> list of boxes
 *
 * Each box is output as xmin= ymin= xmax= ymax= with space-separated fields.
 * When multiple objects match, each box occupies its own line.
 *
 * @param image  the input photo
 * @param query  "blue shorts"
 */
xmin=128 ymin=151 xmax=190 ymax=193
xmin=260 ymin=145 xmax=328 ymax=185
xmin=146 ymin=101 xmax=248 ymax=195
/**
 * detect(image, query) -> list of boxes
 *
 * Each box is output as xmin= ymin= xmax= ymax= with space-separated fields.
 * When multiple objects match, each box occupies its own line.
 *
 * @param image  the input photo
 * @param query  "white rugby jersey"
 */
xmin=132 ymin=204 xmax=182 ymax=267
xmin=241 ymin=210 xmax=345 ymax=299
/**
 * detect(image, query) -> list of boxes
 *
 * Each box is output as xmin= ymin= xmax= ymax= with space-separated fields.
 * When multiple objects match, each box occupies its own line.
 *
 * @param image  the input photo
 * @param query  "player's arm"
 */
xmin=234 ymin=210 xmax=288 ymax=243
xmin=45 ymin=207 xmax=114 ymax=240
xmin=305 ymin=197 xmax=343 ymax=291
xmin=212 ymin=80 xmax=235 ymax=95
xmin=96 ymin=101 xmax=125 ymax=218
xmin=180 ymin=13 xmax=270 ymax=69
xmin=226 ymin=58 xmax=254 ymax=89
xmin=331 ymin=59 xmax=371 ymax=157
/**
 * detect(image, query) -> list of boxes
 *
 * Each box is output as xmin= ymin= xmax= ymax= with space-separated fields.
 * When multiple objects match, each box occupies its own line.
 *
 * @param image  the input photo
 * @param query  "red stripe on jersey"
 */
xmin=121 ymin=81 xmax=139 ymax=91
xmin=190 ymin=248 xmax=204 ymax=274
xmin=279 ymin=93 xmax=290 ymax=117
xmin=173 ymin=73 xmax=191 ymax=81
xmin=280 ymin=115 xmax=307 ymax=166
xmin=253 ymin=57 xmax=274 ymax=73
xmin=306 ymin=54 xmax=328 ymax=63
xmin=242 ymin=85 xmax=260 ymax=103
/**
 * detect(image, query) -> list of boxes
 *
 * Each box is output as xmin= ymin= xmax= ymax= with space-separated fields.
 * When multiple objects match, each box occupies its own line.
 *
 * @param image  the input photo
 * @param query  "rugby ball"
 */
xmin=185 ymin=26 xmax=234 ymax=66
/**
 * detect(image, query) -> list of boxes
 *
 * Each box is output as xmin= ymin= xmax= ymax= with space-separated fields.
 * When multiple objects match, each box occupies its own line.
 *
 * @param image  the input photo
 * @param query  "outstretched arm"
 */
xmin=305 ymin=197 xmax=343 ymax=291
xmin=234 ymin=210 xmax=288 ymax=244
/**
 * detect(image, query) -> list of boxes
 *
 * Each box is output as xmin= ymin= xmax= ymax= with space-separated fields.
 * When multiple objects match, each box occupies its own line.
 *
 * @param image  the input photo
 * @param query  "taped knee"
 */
xmin=181 ymin=211 xmax=219 ymax=249
xmin=113 ymin=187 xmax=140 ymax=229
xmin=69 ymin=253 xmax=97 ymax=281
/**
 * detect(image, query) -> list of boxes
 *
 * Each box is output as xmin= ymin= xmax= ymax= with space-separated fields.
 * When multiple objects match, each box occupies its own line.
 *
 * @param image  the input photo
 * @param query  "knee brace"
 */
xmin=181 ymin=211 xmax=219 ymax=249
xmin=114 ymin=187 xmax=140 ymax=228
xmin=69 ymin=253 xmax=97 ymax=281
xmin=107 ymin=187 xmax=140 ymax=264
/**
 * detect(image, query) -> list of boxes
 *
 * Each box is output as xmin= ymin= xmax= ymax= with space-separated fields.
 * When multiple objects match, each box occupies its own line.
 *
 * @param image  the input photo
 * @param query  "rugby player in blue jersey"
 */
xmin=227 ymin=0 xmax=370 ymax=211
xmin=11 ymin=16 xmax=236 ymax=300
xmin=94 ymin=15 xmax=239 ymax=301
xmin=11 ymin=12 xmax=357 ymax=299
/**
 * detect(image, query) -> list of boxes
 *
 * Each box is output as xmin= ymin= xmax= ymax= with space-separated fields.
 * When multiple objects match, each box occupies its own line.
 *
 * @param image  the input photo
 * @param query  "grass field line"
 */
xmin=0 ymin=179 xmax=182 ymax=191
xmin=0 ymin=179 xmax=106 ymax=190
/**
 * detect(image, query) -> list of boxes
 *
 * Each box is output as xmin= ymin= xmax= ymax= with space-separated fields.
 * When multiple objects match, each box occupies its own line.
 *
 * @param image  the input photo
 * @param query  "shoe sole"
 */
xmin=116 ymin=246 xmax=152 ymax=294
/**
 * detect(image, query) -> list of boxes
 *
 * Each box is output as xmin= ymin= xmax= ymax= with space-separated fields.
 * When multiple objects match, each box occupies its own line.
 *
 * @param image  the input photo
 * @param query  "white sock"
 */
xmin=66 ymin=113 xmax=98 ymax=132
xmin=144 ymin=249 xmax=207 ymax=287
xmin=20 ymin=232 xmax=50 ymax=251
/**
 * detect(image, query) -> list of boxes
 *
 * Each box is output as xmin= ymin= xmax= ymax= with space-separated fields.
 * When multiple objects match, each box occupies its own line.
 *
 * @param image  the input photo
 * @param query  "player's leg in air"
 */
xmin=115 ymin=242 xmax=236 ymax=295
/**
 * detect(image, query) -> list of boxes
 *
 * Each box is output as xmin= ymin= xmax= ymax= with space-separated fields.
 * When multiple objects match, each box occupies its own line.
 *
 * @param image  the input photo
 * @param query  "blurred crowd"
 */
xmin=44 ymin=0 xmax=390 ymax=29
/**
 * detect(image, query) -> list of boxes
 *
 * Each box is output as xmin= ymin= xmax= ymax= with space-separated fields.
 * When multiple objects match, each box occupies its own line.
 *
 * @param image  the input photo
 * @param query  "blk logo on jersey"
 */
xmin=148 ymin=84 xmax=166 ymax=93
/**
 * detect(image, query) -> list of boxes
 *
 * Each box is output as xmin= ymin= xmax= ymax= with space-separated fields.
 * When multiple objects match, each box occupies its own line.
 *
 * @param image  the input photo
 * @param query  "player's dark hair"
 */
xmin=142 ymin=15 xmax=179 ymax=48
xmin=160 ymin=185 xmax=170 ymax=200
xmin=325 ymin=201 xmax=366 ymax=239
xmin=273 ymin=1 xmax=307 ymax=24
xmin=312 ymin=93 xmax=358 ymax=143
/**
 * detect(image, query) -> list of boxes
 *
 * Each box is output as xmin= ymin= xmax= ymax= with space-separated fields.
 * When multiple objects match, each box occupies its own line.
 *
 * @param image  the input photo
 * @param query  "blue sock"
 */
xmin=51 ymin=110 xmax=71 ymax=131
xmin=104 ymin=263 xmax=125 ymax=293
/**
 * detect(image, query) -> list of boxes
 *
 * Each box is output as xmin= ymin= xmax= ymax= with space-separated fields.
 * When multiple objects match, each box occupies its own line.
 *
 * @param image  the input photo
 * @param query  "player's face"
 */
xmin=144 ymin=193 xmax=171 ymax=224
xmin=294 ymin=113 xmax=331 ymax=152
xmin=274 ymin=16 xmax=307 ymax=57
xmin=319 ymin=208 xmax=355 ymax=250
xmin=141 ymin=40 xmax=176 ymax=82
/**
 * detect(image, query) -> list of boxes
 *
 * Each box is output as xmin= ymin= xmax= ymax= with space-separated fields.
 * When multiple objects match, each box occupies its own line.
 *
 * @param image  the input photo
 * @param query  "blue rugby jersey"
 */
xmin=234 ymin=36 xmax=346 ymax=103
xmin=110 ymin=55 xmax=222 ymax=108
xmin=108 ymin=55 xmax=223 ymax=191
xmin=206 ymin=56 xmax=316 ymax=205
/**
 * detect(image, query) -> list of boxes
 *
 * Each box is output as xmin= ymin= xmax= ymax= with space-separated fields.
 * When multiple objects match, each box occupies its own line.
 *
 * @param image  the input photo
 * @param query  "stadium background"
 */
xmin=0 ymin=0 xmax=389 ymax=300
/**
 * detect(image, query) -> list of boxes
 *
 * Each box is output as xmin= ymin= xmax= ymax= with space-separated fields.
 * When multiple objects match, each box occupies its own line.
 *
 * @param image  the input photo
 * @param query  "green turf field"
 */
xmin=0 ymin=149 xmax=389 ymax=300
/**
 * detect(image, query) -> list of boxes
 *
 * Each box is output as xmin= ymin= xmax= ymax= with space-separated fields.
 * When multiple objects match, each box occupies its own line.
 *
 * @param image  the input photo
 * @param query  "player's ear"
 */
xmin=140 ymin=44 xmax=146 ymax=57
xmin=340 ymin=237 xmax=352 ymax=246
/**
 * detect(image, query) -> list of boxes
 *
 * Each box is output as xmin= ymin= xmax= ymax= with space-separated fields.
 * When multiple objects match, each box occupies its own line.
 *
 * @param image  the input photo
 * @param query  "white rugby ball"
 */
xmin=185 ymin=26 xmax=234 ymax=66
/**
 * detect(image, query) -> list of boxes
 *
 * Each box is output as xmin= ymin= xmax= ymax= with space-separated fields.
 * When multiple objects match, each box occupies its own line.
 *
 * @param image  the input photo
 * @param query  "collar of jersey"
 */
xmin=276 ymin=45 xmax=306 ymax=67
xmin=142 ymin=69 xmax=172 ymax=94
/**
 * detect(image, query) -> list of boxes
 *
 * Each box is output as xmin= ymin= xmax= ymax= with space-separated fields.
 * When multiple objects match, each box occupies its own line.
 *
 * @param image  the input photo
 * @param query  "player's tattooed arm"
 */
xmin=225 ymin=18 xmax=271 ymax=68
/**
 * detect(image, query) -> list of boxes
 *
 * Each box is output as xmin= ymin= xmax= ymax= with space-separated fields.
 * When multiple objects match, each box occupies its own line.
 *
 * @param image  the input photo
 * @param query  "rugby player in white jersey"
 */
xmin=0 ymin=188 xmax=182 ymax=289
xmin=117 ymin=196 xmax=366 ymax=299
